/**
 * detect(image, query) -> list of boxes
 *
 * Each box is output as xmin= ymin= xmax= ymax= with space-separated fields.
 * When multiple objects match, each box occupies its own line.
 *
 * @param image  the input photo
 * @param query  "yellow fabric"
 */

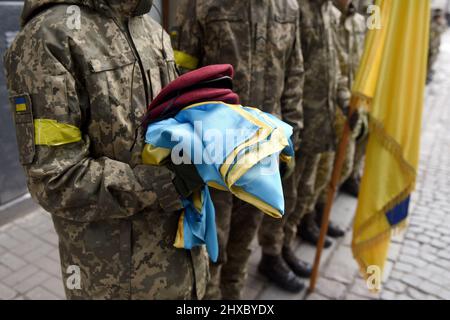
xmin=182 ymin=102 xmax=289 ymax=199
xmin=34 ymin=119 xmax=82 ymax=146
xmin=207 ymin=181 xmax=228 ymax=191
xmin=16 ymin=104 xmax=27 ymax=112
xmin=174 ymin=212 xmax=185 ymax=249
xmin=230 ymin=186 xmax=282 ymax=219
xmin=218 ymin=103 xmax=273 ymax=179
xmin=174 ymin=50 xmax=199 ymax=70
xmin=352 ymin=0 xmax=392 ymax=102
xmin=227 ymin=128 xmax=288 ymax=187
xmin=142 ymin=144 xmax=172 ymax=165
xmin=279 ymin=154 xmax=292 ymax=164
xmin=174 ymin=191 xmax=203 ymax=249
xmin=352 ymin=0 xmax=430 ymax=281
xmin=192 ymin=190 xmax=203 ymax=212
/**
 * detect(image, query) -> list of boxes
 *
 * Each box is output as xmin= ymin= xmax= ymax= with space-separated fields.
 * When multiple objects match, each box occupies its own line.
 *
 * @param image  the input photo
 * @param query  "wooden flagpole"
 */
xmin=308 ymin=97 xmax=358 ymax=293
xmin=162 ymin=0 xmax=170 ymax=31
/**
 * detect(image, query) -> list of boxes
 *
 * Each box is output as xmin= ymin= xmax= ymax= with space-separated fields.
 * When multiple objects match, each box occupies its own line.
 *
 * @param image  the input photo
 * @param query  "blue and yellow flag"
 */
xmin=143 ymin=102 xmax=294 ymax=261
xmin=351 ymin=0 xmax=430 ymax=281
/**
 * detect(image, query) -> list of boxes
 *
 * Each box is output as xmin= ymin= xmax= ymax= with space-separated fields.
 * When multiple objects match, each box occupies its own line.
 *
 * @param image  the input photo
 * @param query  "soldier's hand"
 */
xmin=343 ymin=106 xmax=360 ymax=132
xmin=349 ymin=111 xmax=360 ymax=132
xmin=133 ymin=165 xmax=184 ymax=212
xmin=167 ymin=162 xmax=205 ymax=199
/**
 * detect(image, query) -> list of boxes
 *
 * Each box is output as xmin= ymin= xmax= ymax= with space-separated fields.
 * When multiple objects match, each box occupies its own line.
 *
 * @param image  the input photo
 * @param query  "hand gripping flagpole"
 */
xmin=308 ymin=96 xmax=359 ymax=293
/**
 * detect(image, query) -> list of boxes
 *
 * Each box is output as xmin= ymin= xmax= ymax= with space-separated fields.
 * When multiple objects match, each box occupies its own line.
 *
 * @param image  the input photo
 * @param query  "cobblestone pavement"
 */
xmin=0 ymin=32 xmax=449 ymax=301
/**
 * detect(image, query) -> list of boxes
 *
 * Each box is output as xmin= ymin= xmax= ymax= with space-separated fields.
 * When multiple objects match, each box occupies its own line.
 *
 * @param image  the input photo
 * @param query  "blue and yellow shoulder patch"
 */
xmin=13 ymin=95 xmax=28 ymax=112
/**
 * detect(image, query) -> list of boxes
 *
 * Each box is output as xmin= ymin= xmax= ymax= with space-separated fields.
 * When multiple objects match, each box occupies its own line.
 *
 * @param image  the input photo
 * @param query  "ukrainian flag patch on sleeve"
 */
xmin=14 ymin=96 xmax=28 ymax=112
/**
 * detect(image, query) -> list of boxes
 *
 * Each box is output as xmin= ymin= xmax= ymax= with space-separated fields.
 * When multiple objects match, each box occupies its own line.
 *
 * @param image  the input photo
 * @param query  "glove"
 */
xmin=167 ymin=162 xmax=205 ymax=199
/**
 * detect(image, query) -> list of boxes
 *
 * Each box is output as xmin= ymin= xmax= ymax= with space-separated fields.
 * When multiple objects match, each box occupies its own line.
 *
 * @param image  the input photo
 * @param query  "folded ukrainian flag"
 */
xmin=143 ymin=101 xmax=294 ymax=261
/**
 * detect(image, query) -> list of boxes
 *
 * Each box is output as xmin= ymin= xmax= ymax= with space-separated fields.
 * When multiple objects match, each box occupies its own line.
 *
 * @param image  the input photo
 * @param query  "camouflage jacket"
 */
xmin=357 ymin=0 xmax=374 ymax=16
xmin=429 ymin=13 xmax=448 ymax=53
xmin=334 ymin=2 xmax=366 ymax=94
xmin=298 ymin=0 xmax=347 ymax=154
xmin=172 ymin=0 xmax=304 ymax=147
xmin=4 ymin=0 xmax=208 ymax=300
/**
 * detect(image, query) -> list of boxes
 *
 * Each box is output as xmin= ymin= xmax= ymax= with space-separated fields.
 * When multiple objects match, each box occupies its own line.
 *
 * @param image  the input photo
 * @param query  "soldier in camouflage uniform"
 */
xmin=172 ymin=0 xmax=307 ymax=297
xmin=286 ymin=0 xmax=350 ymax=250
xmin=305 ymin=0 xmax=368 ymax=244
xmin=4 ymin=0 xmax=209 ymax=300
xmin=357 ymin=0 xmax=373 ymax=16
xmin=428 ymin=8 xmax=448 ymax=83
xmin=335 ymin=0 xmax=369 ymax=198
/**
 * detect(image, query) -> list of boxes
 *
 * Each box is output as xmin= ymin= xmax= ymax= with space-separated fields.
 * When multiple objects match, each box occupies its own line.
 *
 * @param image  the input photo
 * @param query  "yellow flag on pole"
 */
xmin=351 ymin=0 xmax=430 ymax=283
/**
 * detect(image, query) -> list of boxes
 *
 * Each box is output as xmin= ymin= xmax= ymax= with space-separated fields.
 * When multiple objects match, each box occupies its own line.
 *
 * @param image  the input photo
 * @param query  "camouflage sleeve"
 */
xmin=171 ymin=0 xmax=203 ymax=71
xmin=336 ymin=68 xmax=351 ymax=109
xmin=280 ymin=14 xmax=304 ymax=149
xmin=4 ymin=29 xmax=182 ymax=222
xmin=333 ymin=28 xmax=351 ymax=110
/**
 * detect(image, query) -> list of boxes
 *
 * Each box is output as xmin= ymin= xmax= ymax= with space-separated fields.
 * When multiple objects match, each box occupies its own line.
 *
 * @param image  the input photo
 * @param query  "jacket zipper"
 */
xmin=111 ymin=16 xmax=150 ymax=108
xmin=110 ymin=17 xmax=150 ymax=154
xmin=125 ymin=21 xmax=150 ymax=107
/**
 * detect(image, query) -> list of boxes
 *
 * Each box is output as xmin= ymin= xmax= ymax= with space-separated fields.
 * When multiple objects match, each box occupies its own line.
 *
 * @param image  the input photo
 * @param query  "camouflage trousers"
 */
xmin=428 ymin=37 xmax=441 ymax=78
xmin=258 ymin=171 xmax=297 ymax=256
xmin=259 ymin=110 xmax=356 ymax=254
xmin=283 ymin=152 xmax=323 ymax=248
xmin=318 ymin=108 xmax=356 ymax=205
xmin=204 ymin=189 xmax=263 ymax=300
xmin=315 ymin=152 xmax=337 ymax=207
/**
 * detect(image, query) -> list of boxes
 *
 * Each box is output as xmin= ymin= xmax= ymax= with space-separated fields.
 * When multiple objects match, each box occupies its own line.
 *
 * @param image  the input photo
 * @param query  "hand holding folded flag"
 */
xmin=141 ymin=65 xmax=294 ymax=262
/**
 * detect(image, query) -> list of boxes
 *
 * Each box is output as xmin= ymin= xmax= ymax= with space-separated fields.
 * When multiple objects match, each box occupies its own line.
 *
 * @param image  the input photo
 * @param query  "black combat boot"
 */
xmin=258 ymin=253 xmax=305 ymax=293
xmin=341 ymin=177 xmax=361 ymax=198
xmin=299 ymin=212 xmax=332 ymax=248
xmin=315 ymin=203 xmax=346 ymax=238
xmin=282 ymin=246 xmax=312 ymax=278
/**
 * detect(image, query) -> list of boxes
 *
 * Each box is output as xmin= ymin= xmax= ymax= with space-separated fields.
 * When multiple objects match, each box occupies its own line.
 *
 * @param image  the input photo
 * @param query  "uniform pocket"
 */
xmin=274 ymin=13 xmax=297 ymax=24
xmin=268 ymin=15 xmax=297 ymax=58
xmin=148 ymin=58 xmax=178 ymax=100
xmin=160 ymin=59 xmax=178 ymax=88
xmin=86 ymin=52 xmax=137 ymax=159
xmin=10 ymin=94 xmax=35 ymax=165
xmin=89 ymin=52 xmax=136 ymax=73
xmin=203 ymin=11 xmax=249 ymax=66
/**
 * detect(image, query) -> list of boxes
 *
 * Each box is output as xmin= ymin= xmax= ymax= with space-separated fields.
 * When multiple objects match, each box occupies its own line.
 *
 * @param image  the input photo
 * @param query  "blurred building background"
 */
xmin=0 ymin=1 xmax=28 ymax=222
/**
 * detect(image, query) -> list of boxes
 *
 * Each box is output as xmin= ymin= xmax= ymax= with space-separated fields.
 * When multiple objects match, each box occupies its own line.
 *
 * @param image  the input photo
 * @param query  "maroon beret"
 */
xmin=143 ymin=64 xmax=240 ymax=126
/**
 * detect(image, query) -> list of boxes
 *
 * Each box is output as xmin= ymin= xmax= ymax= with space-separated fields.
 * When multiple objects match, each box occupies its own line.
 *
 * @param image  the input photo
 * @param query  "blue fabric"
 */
xmin=145 ymin=102 xmax=294 ymax=261
xmin=181 ymin=188 xmax=218 ymax=260
xmin=386 ymin=196 xmax=410 ymax=226
xmin=15 ymin=96 xmax=26 ymax=104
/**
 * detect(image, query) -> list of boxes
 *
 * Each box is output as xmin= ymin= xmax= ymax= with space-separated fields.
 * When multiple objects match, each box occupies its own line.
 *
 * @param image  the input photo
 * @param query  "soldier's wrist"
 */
xmin=134 ymin=165 xmax=184 ymax=213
